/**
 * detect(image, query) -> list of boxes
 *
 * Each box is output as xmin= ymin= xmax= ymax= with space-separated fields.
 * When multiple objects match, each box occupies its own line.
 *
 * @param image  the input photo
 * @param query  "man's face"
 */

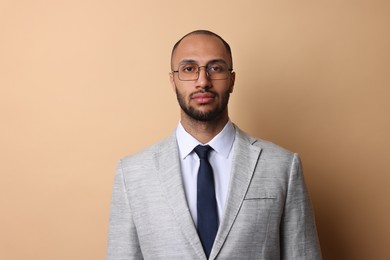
xmin=170 ymin=34 xmax=235 ymax=122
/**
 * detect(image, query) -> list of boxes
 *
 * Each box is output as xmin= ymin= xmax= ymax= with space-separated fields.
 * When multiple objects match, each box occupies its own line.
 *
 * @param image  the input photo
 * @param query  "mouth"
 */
xmin=191 ymin=91 xmax=216 ymax=104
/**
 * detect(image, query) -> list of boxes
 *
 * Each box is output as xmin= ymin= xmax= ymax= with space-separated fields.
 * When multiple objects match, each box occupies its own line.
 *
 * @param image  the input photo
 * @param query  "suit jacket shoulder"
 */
xmin=236 ymin=125 xmax=292 ymax=152
xmin=119 ymin=133 xmax=177 ymax=171
xmin=234 ymin=126 xmax=298 ymax=172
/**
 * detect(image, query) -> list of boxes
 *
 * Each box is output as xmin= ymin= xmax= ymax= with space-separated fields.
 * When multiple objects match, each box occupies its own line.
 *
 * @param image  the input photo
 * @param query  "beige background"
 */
xmin=1 ymin=1 xmax=389 ymax=259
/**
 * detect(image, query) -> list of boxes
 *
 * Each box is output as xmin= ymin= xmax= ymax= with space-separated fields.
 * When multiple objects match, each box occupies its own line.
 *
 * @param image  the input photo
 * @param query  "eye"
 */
xmin=208 ymin=63 xmax=226 ymax=73
xmin=180 ymin=64 xmax=197 ymax=73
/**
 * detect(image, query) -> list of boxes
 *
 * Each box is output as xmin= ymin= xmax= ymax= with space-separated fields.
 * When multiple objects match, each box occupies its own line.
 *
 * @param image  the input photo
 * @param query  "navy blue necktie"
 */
xmin=194 ymin=145 xmax=219 ymax=259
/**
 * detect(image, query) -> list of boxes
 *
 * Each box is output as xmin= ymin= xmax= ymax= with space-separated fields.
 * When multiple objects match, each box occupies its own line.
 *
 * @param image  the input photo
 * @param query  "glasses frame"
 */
xmin=172 ymin=62 xmax=234 ymax=81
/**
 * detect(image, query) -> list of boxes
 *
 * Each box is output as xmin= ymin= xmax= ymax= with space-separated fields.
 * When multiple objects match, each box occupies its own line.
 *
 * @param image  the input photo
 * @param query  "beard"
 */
xmin=175 ymin=88 xmax=230 ymax=122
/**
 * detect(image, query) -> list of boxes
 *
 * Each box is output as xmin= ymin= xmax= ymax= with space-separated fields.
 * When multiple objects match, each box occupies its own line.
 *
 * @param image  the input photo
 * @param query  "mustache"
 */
xmin=190 ymin=90 xmax=218 ymax=98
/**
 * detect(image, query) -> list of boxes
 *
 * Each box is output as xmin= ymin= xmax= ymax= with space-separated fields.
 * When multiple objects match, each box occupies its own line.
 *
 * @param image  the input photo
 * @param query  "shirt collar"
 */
xmin=176 ymin=120 xmax=236 ymax=160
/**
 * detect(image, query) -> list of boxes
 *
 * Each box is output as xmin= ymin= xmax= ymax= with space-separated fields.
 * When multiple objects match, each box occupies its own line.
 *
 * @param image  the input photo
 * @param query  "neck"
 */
xmin=180 ymin=111 xmax=229 ymax=144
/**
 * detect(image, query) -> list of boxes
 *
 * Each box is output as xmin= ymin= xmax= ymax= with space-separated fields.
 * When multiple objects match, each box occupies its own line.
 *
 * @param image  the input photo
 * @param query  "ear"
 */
xmin=229 ymin=72 xmax=235 ymax=93
xmin=169 ymin=72 xmax=176 ymax=92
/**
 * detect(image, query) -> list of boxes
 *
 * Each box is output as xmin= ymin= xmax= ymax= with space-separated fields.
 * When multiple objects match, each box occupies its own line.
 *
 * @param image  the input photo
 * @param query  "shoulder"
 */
xmin=235 ymin=125 xmax=295 ymax=158
xmin=234 ymin=125 xmax=302 ymax=182
xmin=118 ymin=132 xmax=177 ymax=170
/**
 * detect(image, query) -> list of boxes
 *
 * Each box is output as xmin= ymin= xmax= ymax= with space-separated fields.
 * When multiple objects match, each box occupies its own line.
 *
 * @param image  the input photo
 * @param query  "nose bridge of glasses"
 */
xmin=197 ymin=65 xmax=210 ymax=77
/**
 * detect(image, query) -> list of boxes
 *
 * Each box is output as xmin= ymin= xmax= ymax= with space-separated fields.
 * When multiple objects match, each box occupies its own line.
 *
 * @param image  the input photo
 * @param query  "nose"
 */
xmin=196 ymin=66 xmax=211 ymax=89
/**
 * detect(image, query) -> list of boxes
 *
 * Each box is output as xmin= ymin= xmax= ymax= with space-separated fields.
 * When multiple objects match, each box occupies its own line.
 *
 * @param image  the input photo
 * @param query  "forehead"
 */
xmin=172 ymin=34 xmax=230 ymax=65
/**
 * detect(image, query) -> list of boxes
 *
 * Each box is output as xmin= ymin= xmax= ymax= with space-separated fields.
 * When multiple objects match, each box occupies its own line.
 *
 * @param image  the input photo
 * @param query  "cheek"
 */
xmin=175 ymin=83 xmax=193 ymax=96
xmin=214 ymin=83 xmax=233 ymax=95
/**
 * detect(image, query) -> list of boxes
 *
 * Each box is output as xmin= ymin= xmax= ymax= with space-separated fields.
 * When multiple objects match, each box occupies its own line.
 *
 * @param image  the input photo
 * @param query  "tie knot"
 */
xmin=194 ymin=145 xmax=212 ymax=159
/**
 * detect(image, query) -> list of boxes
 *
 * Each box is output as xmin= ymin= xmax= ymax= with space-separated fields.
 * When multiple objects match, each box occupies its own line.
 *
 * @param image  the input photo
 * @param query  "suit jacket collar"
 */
xmin=156 ymin=126 xmax=262 ymax=260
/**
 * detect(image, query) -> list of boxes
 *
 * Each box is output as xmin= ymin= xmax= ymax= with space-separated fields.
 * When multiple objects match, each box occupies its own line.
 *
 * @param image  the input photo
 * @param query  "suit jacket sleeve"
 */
xmin=107 ymin=160 xmax=143 ymax=260
xmin=280 ymin=154 xmax=322 ymax=259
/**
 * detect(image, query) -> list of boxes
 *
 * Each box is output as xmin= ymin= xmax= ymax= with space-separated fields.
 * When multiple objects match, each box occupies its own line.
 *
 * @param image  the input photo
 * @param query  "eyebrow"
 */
xmin=179 ymin=59 xmax=228 ymax=65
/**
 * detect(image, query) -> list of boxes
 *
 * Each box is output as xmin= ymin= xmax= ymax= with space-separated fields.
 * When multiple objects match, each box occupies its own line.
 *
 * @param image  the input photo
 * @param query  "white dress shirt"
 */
xmin=176 ymin=120 xmax=236 ymax=227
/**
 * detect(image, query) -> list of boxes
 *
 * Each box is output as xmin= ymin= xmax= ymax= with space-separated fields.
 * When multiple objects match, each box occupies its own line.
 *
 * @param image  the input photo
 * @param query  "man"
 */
xmin=107 ymin=30 xmax=322 ymax=260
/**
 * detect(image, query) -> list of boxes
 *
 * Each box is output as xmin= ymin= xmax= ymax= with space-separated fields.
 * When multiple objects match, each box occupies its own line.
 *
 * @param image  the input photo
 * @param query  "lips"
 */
xmin=191 ymin=92 xmax=216 ymax=104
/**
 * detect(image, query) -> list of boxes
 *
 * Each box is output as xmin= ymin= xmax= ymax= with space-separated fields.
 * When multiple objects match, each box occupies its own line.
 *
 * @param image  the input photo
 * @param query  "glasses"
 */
xmin=172 ymin=61 xmax=233 ymax=81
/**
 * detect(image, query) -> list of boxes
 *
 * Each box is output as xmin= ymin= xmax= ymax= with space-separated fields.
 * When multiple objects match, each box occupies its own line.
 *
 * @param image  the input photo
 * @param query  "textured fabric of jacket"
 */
xmin=107 ymin=126 xmax=322 ymax=260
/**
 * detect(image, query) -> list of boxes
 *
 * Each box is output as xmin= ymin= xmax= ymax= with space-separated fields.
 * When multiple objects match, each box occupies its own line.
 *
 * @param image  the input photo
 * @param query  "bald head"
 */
xmin=171 ymin=30 xmax=233 ymax=70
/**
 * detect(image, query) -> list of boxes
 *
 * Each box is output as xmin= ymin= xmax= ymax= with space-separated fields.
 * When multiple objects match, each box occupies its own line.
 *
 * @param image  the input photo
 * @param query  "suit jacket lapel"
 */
xmin=156 ymin=133 xmax=206 ymax=259
xmin=210 ymin=127 xmax=262 ymax=259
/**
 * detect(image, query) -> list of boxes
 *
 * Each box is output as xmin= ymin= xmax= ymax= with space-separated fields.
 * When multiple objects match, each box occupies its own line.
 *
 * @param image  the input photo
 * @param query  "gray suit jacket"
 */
xmin=107 ymin=126 xmax=322 ymax=260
